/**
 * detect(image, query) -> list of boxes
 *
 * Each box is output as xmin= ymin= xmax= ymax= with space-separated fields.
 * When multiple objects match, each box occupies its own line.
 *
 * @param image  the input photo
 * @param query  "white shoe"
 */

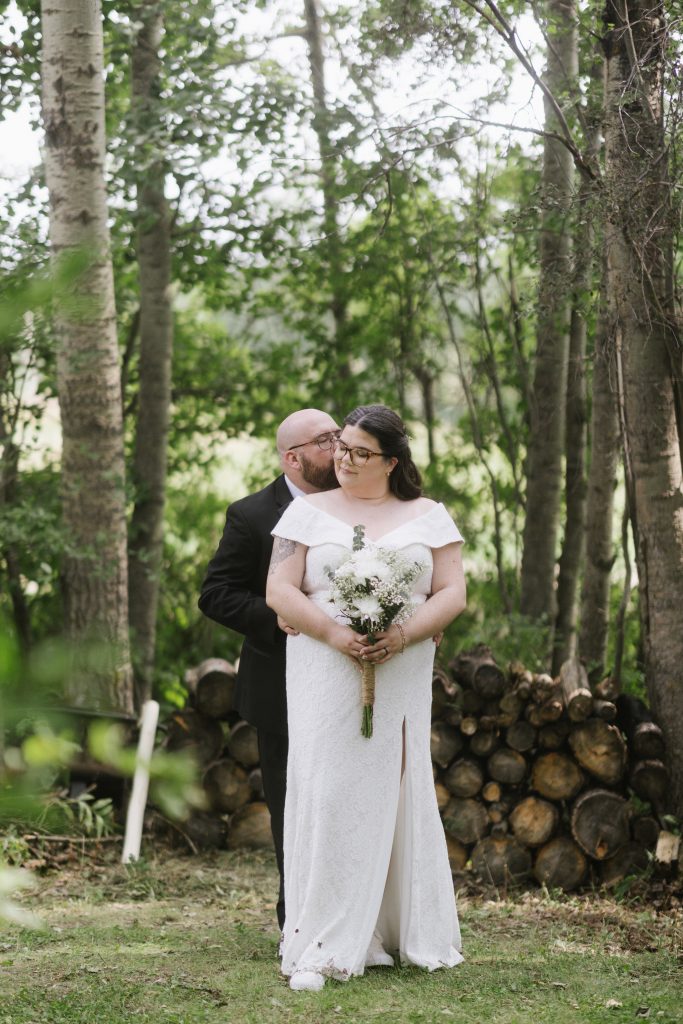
xmin=290 ymin=970 xmax=325 ymax=992
xmin=365 ymin=933 xmax=395 ymax=968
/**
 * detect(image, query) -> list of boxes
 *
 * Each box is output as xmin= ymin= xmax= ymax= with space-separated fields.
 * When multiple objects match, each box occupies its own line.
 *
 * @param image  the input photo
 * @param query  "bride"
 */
xmin=266 ymin=404 xmax=466 ymax=991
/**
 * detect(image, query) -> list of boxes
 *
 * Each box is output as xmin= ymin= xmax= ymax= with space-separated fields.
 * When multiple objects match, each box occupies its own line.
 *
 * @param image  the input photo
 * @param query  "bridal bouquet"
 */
xmin=326 ymin=525 xmax=425 ymax=738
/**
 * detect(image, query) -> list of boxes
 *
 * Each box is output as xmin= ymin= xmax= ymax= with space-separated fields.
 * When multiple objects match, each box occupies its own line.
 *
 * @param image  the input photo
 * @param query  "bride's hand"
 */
xmin=327 ymin=624 xmax=367 ymax=664
xmin=359 ymin=623 xmax=404 ymax=664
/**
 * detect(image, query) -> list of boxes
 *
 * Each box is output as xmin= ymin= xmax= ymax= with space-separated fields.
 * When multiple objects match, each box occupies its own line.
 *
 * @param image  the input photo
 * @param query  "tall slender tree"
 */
xmin=519 ymin=0 xmax=577 ymax=623
xmin=41 ymin=0 xmax=133 ymax=713
xmin=127 ymin=0 xmax=174 ymax=709
xmin=303 ymin=0 xmax=353 ymax=412
xmin=603 ymin=0 xmax=683 ymax=814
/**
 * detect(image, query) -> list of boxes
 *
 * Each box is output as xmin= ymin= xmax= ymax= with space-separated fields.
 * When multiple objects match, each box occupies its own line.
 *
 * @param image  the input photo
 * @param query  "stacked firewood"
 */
xmin=433 ymin=645 xmax=672 ymax=890
xmin=165 ymin=649 xmax=676 ymax=890
xmin=163 ymin=658 xmax=273 ymax=852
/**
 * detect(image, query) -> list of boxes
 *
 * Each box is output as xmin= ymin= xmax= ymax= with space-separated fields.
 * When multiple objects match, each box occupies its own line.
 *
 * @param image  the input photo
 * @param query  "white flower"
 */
xmin=348 ymin=550 xmax=392 ymax=582
xmin=353 ymin=595 xmax=382 ymax=620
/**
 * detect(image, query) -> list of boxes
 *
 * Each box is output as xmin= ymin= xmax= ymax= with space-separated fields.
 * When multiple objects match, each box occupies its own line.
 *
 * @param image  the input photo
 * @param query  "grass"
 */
xmin=0 ymin=848 xmax=681 ymax=1024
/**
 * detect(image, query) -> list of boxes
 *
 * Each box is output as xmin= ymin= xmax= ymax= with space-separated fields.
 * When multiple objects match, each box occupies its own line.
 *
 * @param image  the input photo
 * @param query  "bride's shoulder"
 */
xmin=409 ymin=496 xmax=439 ymax=515
xmin=301 ymin=491 xmax=340 ymax=511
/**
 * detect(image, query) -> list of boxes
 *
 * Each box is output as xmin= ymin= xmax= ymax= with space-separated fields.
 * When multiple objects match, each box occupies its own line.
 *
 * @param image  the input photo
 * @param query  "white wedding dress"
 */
xmin=272 ymin=497 xmax=464 ymax=982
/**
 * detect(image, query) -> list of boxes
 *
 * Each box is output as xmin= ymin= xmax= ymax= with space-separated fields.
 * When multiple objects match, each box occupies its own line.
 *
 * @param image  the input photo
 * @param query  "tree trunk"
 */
xmin=519 ymin=0 xmax=577 ymax=621
xmin=303 ymin=0 xmax=351 ymax=410
xmin=41 ymin=0 xmax=133 ymax=714
xmin=127 ymin=1 xmax=174 ymax=710
xmin=578 ymin=266 xmax=620 ymax=678
xmin=602 ymin=1 xmax=683 ymax=816
xmin=553 ymin=178 xmax=594 ymax=672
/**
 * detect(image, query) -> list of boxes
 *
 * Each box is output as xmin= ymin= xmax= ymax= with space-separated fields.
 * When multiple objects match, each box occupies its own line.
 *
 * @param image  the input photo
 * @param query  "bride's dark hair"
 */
xmin=344 ymin=405 xmax=423 ymax=501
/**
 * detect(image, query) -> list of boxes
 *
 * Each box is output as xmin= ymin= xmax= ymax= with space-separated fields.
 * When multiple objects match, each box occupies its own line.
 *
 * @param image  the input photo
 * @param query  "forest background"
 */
xmin=1 ymin=0 xmax=682 ymax=817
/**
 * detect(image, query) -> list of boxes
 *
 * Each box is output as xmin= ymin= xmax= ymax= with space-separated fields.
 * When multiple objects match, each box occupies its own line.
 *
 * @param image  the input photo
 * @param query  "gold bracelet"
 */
xmin=395 ymin=622 xmax=407 ymax=654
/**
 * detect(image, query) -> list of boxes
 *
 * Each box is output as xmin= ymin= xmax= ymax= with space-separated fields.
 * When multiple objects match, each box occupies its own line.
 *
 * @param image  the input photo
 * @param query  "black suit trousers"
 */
xmin=257 ymin=728 xmax=289 ymax=930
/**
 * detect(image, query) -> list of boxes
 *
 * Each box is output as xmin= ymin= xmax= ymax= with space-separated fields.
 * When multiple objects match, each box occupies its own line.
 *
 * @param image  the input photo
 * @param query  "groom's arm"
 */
xmin=198 ymin=502 xmax=280 ymax=645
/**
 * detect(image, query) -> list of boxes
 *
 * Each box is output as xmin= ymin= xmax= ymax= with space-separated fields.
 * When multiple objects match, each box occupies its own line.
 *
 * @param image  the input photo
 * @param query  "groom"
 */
xmin=198 ymin=408 xmax=339 ymax=929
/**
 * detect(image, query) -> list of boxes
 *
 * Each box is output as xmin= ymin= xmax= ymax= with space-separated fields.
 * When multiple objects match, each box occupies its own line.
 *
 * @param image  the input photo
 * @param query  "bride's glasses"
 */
xmin=331 ymin=439 xmax=385 ymax=466
xmin=288 ymin=431 xmax=340 ymax=453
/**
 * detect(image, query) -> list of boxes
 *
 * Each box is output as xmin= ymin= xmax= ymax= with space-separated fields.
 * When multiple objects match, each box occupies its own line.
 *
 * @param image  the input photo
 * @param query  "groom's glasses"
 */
xmin=331 ymin=439 xmax=385 ymax=466
xmin=288 ymin=431 xmax=340 ymax=453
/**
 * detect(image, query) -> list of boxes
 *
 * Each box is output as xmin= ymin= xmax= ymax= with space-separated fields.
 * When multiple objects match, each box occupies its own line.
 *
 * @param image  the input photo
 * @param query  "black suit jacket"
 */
xmin=198 ymin=474 xmax=293 ymax=735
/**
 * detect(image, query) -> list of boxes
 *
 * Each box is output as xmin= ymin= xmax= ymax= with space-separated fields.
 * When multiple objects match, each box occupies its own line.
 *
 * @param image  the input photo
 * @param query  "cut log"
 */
xmin=489 ymin=821 xmax=509 ymax=838
xmin=203 ymin=759 xmax=252 ymax=814
xmin=227 ymin=801 xmax=273 ymax=850
xmin=180 ymin=811 xmax=229 ymax=850
xmin=248 ymin=767 xmax=265 ymax=800
xmin=443 ymin=758 xmax=484 ymax=799
xmin=226 ymin=720 xmax=260 ymax=768
xmin=430 ymin=722 xmax=464 ymax=768
xmin=469 ymin=730 xmax=500 ymax=758
xmin=471 ymin=836 xmax=532 ymax=886
xmin=559 ymin=658 xmax=593 ymax=722
xmin=513 ymin=675 xmax=533 ymax=701
xmin=654 ymin=831 xmax=680 ymax=873
xmin=531 ymin=752 xmax=584 ymax=801
xmin=629 ymin=760 xmax=669 ymax=809
xmin=443 ymin=797 xmax=488 ymax=845
xmin=496 ymin=691 xmax=523 ymax=728
xmin=509 ymin=796 xmax=559 ymax=847
xmin=599 ymin=841 xmax=649 ymax=887
xmin=487 ymin=801 xmax=508 ymax=825
xmin=481 ymin=781 xmax=502 ymax=803
xmin=632 ymin=722 xmax=665 ymax=761
xmin=488 ymin=748 xmax=527 ymax=785
xmin=443 ymin=706 xmax=463 ymax=728
xmin=445 ymin=834 xmax=469 ymax=872
xmin=432 ymin=667 xmax=463 ymax=718
xmin=538 ymin=721 xmax=571 ymax=750
xmin=508 ymin=660 xmax=532 ymax=686
xmin=568 ymin=719 xmax=627 ymax=785
xmin=185 ymin=658 xmax=236 ymax=719
xmin=592 ymin=699 xmax=617 ymax=722
xmin=538 ymin=698 xmax=564 ymax=723
xmin=165 ymin=709 xmax=224 ymax=767
xmin=571 ymin=788 xmax=631 ymax=860
xmin=594 ymin=675 xmax=620 ymax=701
xmin=461 ymin=689 xmax=484 ymax=715
xmin=530 ymin=673 xmax=557 ymax=704
xmin=459 ymin=716 xmax=478 ymax=737
xmin=450 ymin=644 xmax=507 ymax=699
xmin=534 ymin=836 xmax=587 ymax=891
xmin=434 ymin=781 xmax=451 ymax=812
xmin=631 ymin=815 xmax=660 ymax=848
xmin=505 ymin=720 xmax=536 ymax=753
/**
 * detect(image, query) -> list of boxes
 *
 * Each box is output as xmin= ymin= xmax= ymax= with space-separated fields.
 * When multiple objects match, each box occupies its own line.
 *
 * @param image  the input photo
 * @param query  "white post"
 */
xmin=122 ymin=699 xmax=160 ymax=864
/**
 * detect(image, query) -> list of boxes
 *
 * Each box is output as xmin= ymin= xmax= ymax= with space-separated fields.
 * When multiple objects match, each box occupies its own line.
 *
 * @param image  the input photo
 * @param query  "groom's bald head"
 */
xmin=276 ymin=408 xmax=338 ymax=454
xmin=277 ymin=408 xmax=339 ymax=494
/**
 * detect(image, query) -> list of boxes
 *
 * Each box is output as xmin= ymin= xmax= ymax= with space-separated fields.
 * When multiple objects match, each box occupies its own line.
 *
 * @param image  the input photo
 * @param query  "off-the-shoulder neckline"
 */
xmin=296 ymin=497 xmax=446 ymax=543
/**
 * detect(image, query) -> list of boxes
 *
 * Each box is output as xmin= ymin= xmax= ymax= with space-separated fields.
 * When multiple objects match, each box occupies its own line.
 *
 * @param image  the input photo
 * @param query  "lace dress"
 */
xmin=272 ymin=497 xmax=464 ymax=981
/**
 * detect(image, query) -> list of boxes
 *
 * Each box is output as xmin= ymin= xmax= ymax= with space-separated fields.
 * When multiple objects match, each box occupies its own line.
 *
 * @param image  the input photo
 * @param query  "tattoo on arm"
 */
xmin=268 ymin=537 xmax=300 ymax=575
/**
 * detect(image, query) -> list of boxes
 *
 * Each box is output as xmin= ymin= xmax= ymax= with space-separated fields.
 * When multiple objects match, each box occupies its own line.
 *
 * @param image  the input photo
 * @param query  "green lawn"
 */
xmin=0 ymin=849 xmax=681 ymax=1024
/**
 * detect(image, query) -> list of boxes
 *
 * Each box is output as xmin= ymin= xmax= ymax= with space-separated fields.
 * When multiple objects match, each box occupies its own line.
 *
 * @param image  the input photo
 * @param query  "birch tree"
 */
xmin=41 ymin=0 xmax=133 ymax=714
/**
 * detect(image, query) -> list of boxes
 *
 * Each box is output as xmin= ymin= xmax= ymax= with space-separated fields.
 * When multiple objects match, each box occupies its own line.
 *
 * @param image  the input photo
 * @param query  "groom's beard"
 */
xmin=299 ymin=454 xmax=339 ymax=491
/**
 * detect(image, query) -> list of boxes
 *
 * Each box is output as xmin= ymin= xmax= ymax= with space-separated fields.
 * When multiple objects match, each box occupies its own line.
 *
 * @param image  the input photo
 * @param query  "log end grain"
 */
xmin=471 ymin=836 xmax=532 ymax=886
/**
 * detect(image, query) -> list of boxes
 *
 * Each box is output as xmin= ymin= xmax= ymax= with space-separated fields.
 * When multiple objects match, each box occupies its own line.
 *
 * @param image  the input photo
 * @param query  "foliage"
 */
xmin=1 ymin=0 xmax=676 ymax=714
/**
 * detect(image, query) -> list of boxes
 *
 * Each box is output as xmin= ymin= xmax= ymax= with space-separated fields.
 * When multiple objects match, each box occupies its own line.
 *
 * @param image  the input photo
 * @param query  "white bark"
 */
xmin=41 ymin=0 xmax=133 ymax=713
